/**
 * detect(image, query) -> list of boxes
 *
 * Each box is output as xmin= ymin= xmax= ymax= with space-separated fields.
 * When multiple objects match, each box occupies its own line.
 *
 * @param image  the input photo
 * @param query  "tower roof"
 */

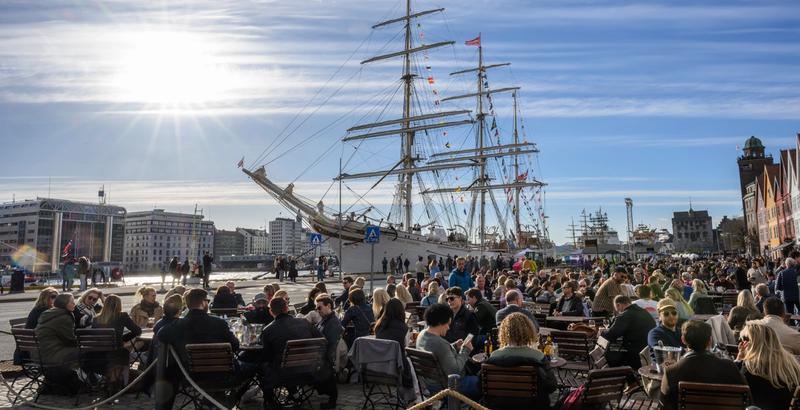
xmin=744 ymin=136 xmax=764 ymax=150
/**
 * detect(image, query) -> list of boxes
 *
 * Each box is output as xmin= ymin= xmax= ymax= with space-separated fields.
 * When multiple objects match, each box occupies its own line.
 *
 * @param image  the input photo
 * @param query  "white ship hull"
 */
xmin=327 ymin=236 xmax=503 ymax=275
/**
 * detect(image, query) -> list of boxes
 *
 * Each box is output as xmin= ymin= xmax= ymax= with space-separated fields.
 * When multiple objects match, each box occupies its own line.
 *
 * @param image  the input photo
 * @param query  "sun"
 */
xmin=112 ymin=30 xmax=235 ymax=106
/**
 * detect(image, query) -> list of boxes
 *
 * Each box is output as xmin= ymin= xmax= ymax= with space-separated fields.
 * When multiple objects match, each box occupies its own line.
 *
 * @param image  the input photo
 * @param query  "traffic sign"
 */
xmin=310 ymin=233 xmax=323 ymax=247
xmin=364 ymin=225 xmax=380 ymax=244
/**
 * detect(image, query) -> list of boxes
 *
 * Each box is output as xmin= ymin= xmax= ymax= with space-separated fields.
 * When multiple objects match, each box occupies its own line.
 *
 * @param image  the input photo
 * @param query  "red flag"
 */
xmin=516 ymin=171 xmax=528 ymax=182
xmin=61 ymin=240 xmax=73 ymax=259
xmin=237 ymin=157 xmax=244 ymax=168
xmin=427 ymin=76 xmax=435 ymax=84
xmin=465 ymin=35 xmax=481 ymax=46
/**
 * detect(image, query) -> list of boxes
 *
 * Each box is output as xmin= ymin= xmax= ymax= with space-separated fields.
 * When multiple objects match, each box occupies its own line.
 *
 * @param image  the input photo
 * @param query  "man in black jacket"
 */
xmin=554 ymin=281 xmax=584 ymax=316
xmin=496 ymin=289 xmax=539 ymax=330
xmin=465 ymin=288 xmax=496 ymax=335
xmin=600 ymin=295 xmax=656 ymax=370
xmin=334 ymin=276 xmax=353 ymax=309
xmin=259 ymin=297 xmax=335 ymax=409
xmin=659 ymin=320 xmax=747 ymax=410
xmin=444 ymin=287 xmax=480 ymax=344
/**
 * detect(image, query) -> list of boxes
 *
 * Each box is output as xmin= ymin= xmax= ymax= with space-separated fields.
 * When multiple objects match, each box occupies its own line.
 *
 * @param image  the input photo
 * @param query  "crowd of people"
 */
xmin=15 ymin=249 xmax=800 ymax=408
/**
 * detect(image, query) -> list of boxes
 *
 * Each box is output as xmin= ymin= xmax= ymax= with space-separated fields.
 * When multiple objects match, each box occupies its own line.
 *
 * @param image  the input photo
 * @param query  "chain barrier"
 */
xmin=0 ymin=358 xmax=156 ymax=409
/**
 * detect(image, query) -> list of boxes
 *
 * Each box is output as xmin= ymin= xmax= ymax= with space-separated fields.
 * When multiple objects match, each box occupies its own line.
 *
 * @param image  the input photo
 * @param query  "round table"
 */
xmin=470 ymin=353 xmax=567 ymax=368
xmin=545 ymin=316 xmax=606 ymax=324
xmin=638 ymin=364 xmax=663 ymax=382
xmin=138 ymin=329 xmax=154 ymax=342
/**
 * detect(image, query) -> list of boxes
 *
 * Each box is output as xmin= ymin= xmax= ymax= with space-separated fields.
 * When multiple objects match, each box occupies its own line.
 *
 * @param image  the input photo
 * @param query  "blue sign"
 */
xmin=364 ymin=225 xmax=380 ymax=244
xmin=309 ymin=233 xmax=323 ymax=247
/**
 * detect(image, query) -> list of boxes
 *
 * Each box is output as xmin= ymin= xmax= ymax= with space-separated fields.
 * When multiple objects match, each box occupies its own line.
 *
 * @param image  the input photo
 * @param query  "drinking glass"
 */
xmin=552 ymin=343 xmax=559 ymax=359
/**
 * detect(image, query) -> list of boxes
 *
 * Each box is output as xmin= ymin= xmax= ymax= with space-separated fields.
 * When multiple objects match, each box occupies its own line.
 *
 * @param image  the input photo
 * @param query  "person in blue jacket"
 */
xmin=448 ymin=257 xmax=474 ymax=291
xmin=776 ymin=255 xmax=800 ymax=315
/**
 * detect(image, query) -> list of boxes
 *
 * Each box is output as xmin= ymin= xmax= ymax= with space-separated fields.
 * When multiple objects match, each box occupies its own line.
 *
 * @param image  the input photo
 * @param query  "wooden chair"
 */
xmin=580 ymin=366 xmax=632 ymax=408
xmin=75 ymin=328 xmax=118 ymax=405
xmin=182 ymin=343 xmax=251 ymax=409
xmin=10 ymin=328 xmax=45 ymax=404
xmin=270 ymin=337 xmax=327 ymax=409
xmin=678 ymin=381 xmax=751 ymax=410
xmin=480 ymin=364 xmax=537 ymax=408
xmin=721 ymin=291 xmax=738 ymax=314
xmin=406 ymin=348 xmax=448 ymax=398
xmin=559 ymin=345 xmax=607 ymax=389
xmin=9 ymin=318 xmax=26 ymax=328
xmin=550 ymin=330 xmax=593 ymax=372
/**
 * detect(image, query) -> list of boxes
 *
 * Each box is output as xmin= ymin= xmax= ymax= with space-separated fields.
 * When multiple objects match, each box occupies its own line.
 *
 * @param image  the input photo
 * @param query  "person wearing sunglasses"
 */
xmin=313 ymin=294 xmax=341 ymax=409
xmin=647 ymin=299 xmax=684 ymax=362
xmin=443 ymin=287 xmax=479 ymax=345
xmin=73 ymin=288 xmax=103 ymax=328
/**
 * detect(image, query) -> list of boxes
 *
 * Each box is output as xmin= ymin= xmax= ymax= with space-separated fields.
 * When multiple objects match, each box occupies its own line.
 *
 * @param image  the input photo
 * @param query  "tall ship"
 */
xmin=243 ymin=1 xmax=548 ymax=273
xmin=572 ymin=208 xmax=621 ymax=248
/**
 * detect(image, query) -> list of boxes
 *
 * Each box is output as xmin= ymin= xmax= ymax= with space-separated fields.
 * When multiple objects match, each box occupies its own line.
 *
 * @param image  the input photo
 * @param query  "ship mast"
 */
xmin=513 ymin=91 xmax=521 ymax=245
xmin=401 ymin=0 xmax=414 ymax=233
xmin=477 ymin=41 xmax=486 ymax=252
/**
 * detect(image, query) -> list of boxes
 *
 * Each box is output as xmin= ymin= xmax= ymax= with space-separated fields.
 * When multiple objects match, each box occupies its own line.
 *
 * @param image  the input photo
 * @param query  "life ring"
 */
xmin=111 ymin=267 xmax=124 ymax=280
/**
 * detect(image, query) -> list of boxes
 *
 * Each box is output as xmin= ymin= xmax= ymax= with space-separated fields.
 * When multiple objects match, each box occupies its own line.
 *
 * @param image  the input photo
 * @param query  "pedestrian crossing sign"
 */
xmin=310 ymin=233 xmax=322 ymax=247
xmin=364 ymin=225 xmax=380 ymax=244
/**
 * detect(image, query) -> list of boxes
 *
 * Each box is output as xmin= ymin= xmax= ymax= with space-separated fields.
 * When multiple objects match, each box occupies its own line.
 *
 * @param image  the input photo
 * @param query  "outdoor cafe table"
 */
xmin=471 ymin=353 xmax=567 ymax=368
xmin=138 ymin=329 xmax=154 ymax=342
xmin=545 ymin=316 xmax=606 ymax=325
xmin=690 ymin=314 xmax=719 ymax=321
xmin=638 ymin=364 xmax=663 ymax=382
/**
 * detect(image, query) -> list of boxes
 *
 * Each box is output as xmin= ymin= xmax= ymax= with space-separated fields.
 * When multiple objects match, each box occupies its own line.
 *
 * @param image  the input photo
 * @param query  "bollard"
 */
xmin=447 ymin=374 xmax=460 ymax=410
xmin=154 ymin=343 xmax=171 ymax=410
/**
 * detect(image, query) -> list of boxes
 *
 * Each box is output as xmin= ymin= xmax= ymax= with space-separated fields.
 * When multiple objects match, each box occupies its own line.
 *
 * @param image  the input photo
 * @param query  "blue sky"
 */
xmin=1 ymin=0 xmax=799 ymax=245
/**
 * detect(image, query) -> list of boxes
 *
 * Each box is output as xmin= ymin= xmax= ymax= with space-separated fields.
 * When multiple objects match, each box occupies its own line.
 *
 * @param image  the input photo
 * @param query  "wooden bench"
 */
xmin=678 ymin=381 xmax=751 ymax=410
xmin=481 ymin=364 xmax=537 ymax=408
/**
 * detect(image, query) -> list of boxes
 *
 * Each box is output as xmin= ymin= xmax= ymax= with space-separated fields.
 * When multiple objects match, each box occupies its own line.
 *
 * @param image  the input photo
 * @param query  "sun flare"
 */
xmin=113 ymin=30 xmax=235 ymax=105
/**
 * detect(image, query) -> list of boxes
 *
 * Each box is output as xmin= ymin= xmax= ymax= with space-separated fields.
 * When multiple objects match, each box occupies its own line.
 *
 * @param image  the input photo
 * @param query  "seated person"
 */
xmin=600 ymin=295 xmax=655 ymax=370
xmin=753 ymin=283 xmax=770 ymax=313
xmin=495 ymin=289 xmax=539 ymax=330
xmin=259 ymin=297 xmax=335 ymax=409
xmin=421 ymin=281 xmax=440 ymax=307
xmin=129 ymin=286 xmax=162 ymax=328
xmin=74 ymin=288 xmax=103 ymax=329
xmin=748 ymin=297 xmax=800 ymax=354
xmin=633 ymin=285 xmax=658 ymax=320
xmin=313 ymin=294 xmax=341 ymax=408
xmin=554 ymin=281 xmax=584 ymax=317
xmin=416 ymin=303 xmax=479 ymax=400
xmin=26 ymin=287 xmax=58 ymax=329
xmin=210 ymin=285 xmax=238 ymax=310
xmin=659 ymin=320 xmax=746 ymax=410
xmin=92 ymin=294 xmax=141 ymax=386
xmin=465 ymin=288 xmax=497 ymax=335
xmin=728 ymin=305 xmax=762 ymax=335
xmin=242 ymin=294 xmax=273 ymax=325
xmin=687 ymin=280 xmax=715 ymax=315
xmin=225 ymin=281 xmax=246 ymax=307
xmin=299 ymin=288 xmax=323 ymax=315
xmin=486 ymin=312 xmax=557 ymax=408
xmin=341 ymin=288 xmax=375 ymax=347
xmin=737 ymin=322 xmax=800 ymax=410
xmin=34 ymin=293 xmax=80 ymax=391
xmin=444 ymin=287 xmax=480 ymax=344
xmin=375 ymin=298 xmax=412 ymax=386
xmin=647 ymin=299 xmax=684 ymax=362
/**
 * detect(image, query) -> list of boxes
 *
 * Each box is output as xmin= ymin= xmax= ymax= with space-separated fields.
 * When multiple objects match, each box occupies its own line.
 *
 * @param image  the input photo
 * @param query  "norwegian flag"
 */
xmin=464 ymin=35 xmax=481 ymax=46
xmin=516 ymin=171 xmax=528 ymax=182
xmin=61 ymin=240 xmax=73 ymax=259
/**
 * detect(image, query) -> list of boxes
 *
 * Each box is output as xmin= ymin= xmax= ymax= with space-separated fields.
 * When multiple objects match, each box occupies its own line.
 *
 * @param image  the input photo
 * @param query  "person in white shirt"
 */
xmin=748 ymin=297 xmax=800 ymax=354
xmin=633 ymin=284 xmax=658 ymax=320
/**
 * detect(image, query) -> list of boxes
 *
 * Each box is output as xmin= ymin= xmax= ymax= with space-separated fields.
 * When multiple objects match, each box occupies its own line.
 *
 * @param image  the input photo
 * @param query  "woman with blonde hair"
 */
xmin=130 ymin=286 xmax=163 ymax=328
xmin=687 ymin=279 xmax=715 ymax=314
xmin=354 ymin=276 xmax=366 ymax=289
xmin=395 ymin=283 xmax=413 ymax=306
xmin=493 ymin=274 xmax=508 ymax=300
xmin=665 ymin=287 xmax=694 ymax=320
xmin=421 ymin=281 xmax=440 ymax=306
xmin=93 ymin=294 xmax=141 ymax=387
xmin=737 ymin=323 xmax=800 ymax=409
xmin=372 ymin=288 xmax=391 ymax=318
xmin=74 ymin=288 xmax=103 ymax=329
xmin=26 ymin=287 xmax=59 ymax=329
xmin=164 ymin=285 xmax=186 ymax=302
xmin=737 ymin=289 xmax=760 ymax=317
xmin=485 ymin=312 xmax=557 ymax=407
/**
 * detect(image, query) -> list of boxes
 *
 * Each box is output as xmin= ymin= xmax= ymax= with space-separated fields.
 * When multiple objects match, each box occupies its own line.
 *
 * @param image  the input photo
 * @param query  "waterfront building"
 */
xmin=213 ymin=229 xmax=245 ymax=256
xmin=0 ymin=198 xmax=125 ymax=272
xmin=672 ymin=207 xmax=714 ymax=253
xmin=236 ymin=228 xmax=269 ymax=255
xmin=737 ymin=136 xmax=774 ymax=255
xmin=269 ymin=216 xmax=305 ymax=256
xmin=123 ymin=209 xmax=214 ymax=273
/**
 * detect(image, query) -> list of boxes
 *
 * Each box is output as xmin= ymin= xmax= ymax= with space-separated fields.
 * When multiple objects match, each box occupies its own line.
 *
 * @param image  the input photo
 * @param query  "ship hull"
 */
xmin=326 ymin=236 xmax=503 ymax=275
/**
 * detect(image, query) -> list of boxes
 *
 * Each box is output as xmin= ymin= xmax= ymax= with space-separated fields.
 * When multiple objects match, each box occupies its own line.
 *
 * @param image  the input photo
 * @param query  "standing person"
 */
xmin=415 ymin=256 xmax=427 ymax=283
xmin=288 ymin=256 xmax=298 ymax=283
xmin=389 ymin=257 xmax=397 ymax=277
xmin=592 ymin=267 xmax=626 ymax=317
xmin=62 ymin=259 xmax=76 ymax=292
xmin=448 ymin=257 xmax=474 ymax=291
xmin=403 ymin=257 xmax=410 ymax=274
xmin=180 ymin=258 xmax=190 ymax=286
xmin=202 ymin=252 xmax=213 ymax=289
xmin=169 ymin=256 xmax=179 ymax=288
xmin=317 ymin=255 xmax=325 ymax=282
xmin=776 ymin=256 xmax=799 ymax=315
xmin=382 ymin=257 xmax=388 ymax=276
xmin=77 ymin=256 xmax=90 ymax=292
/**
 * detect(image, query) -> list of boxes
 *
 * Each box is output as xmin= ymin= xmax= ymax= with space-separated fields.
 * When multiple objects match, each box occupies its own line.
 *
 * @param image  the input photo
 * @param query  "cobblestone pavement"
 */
xmin=1 ymin=375 xmax=383 ymax=409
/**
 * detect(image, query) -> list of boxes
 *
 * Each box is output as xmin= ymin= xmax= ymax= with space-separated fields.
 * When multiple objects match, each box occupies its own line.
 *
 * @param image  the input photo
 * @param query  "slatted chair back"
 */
xmin=76 ymin=328 xmax=117 ymax=353
xmin=489 ymin=300 xmax=502 ymax=310
xmin=550 ymin=330 xmax=592 ymax=362
xmin=790 ymin=386 xmax=800 ymax=409
xmin=582 ymin=366 xmax=631 ymax=406
xmin=721 ymin=292 xmax=738 ymax=314
xmin=639 ymin=346 xmax=651 ymax=368
xmin=481 ymin=364 xmax=537 ymax=407
xmin=279 ymin=337 xmax=327 ymax=373
xmin=11 ymin=328 xmax=38 ymax=354
xmin=9 ymin=318 xmax=26 ymax=328
xmin=209 ymin=307 xmax=239 ymax=318
xmin=406 ymin=348 xmax=448 ymax=389
xmin=589 ymin=345 xmax=608 ymax=369
xmin=534 ymin=302 xmax=552 ymax=315
xmin=185 ymin=343 xmax=235 ymax=374
xmin=678 ymin=381 xmax=751 ymax=410
xmin=405 ymin=301 xmax=421 ymax=312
